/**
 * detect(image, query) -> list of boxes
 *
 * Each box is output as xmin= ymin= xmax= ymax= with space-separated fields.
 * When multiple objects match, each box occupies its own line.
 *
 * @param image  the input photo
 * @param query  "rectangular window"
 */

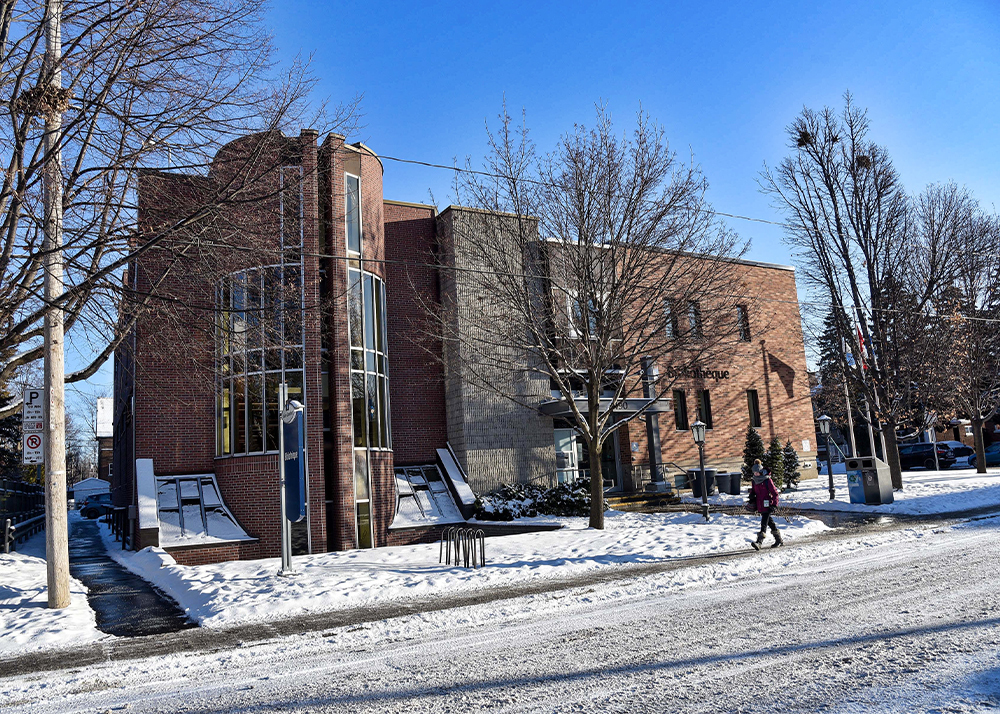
xmin=697 ymin=389 xmax=713 ymax=429
xmin=367 ymin=373 xmax=380 ymax=449
xmin=346 ymin=174 xmax=361 ymax=254
xmin=665 ymin=300 xmax=678 ymax=339
xmin=265 ymin=373 xmax=281 ymax=451
xmin=687 ymin=301 xmax=701 ymax=340
xmin=747 ymin=389 xmax=762 ymax=428
xmin=737 ymin=305 xmax=751 ymax=342
xmin=673 ymin=389 xmax=689 ymax=431
xmin=364 ymin=274 xmax=376 ymax=348
xmin=351 ymin=372 xmax=366 ymax=447
xmin=378 ymin=375 xmax=390 ymax=446
xmin=570 ymin=295 xmax=599 ymax=338
xmin=285 ymin=370 xmax=304 ymax=405
xmin=234 ymin=376 xmax=246 ymax=453
xmin=215 ymin=388 xmax=224 ymax=456
xmin=221 ymin=383 xmax=231 ymax=456
xmin=348 ymin=269 xmax=363 ymax=348
xmin=248 ymin=374 xmax=264 ymax=452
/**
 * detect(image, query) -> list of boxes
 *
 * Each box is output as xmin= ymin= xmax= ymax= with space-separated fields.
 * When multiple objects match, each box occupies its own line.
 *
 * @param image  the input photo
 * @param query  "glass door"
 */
xmin=554 ymin=428 xmax=579 ymax=483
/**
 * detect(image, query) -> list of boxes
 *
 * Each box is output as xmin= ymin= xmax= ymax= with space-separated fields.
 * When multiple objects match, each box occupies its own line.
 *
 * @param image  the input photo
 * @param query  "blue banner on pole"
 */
xmin=282 ymin=402 xmax=307 ymax=523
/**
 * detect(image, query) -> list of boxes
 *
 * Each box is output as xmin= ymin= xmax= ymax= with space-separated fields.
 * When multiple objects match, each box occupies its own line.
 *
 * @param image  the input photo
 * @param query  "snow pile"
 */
xmin=474 ymin=479 xmax=605 ymax=520
xmin=688 ymin=467 xmax=1000 ymax=515
xmin=0 ymin=531 xmax=102 ymax=656
xmin=98 ymin=509 xmax=827 ymax=629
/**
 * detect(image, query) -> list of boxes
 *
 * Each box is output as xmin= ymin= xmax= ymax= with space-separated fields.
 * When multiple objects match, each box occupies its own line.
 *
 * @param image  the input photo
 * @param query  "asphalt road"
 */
xmin=5 ymin=513 xmax=1000 ymax=712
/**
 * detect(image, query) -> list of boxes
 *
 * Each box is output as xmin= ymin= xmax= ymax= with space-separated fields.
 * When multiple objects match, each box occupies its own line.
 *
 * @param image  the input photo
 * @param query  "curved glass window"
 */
xmin=216 ymin=168 xmax=305 ymax=456
xmin=349 ymin=268 xmax=390 ymax=449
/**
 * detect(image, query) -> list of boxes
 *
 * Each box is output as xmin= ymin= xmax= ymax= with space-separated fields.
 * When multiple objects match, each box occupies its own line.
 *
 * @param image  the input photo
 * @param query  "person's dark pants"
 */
xmin=759 ymin=509 xmax=779 ymax=536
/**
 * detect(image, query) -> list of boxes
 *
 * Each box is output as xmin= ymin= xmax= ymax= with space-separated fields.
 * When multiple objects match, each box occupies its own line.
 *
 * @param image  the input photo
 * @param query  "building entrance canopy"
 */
xmin=538 ymin=396 xmax=673 ymax=418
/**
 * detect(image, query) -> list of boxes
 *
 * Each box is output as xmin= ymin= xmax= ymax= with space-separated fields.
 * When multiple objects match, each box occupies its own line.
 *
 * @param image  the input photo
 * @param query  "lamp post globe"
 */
xmin=817 ymin=415 xmax=835 ymax=500
xmin=691 ymin=420 xmax=709 ymax=520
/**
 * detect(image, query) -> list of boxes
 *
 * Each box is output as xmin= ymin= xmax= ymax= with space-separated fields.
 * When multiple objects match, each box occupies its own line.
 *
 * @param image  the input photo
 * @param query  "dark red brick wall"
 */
xmin=612 ymin=262 xmax=817 ymax=475
xmin=318 ymin=139 xmax=395 ymax=551
xmin=384 ymin=201 xmax=448 ymax=467
xmin=126 ymin=131 xmax=330 ymax=560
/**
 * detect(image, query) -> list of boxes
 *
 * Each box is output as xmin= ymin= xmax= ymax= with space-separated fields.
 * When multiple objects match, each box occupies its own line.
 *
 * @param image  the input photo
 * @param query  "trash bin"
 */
xmin=688 ymin=469 xmax=717 ymax=498
xmin=715 ymin=472 xmax=732 ymax=495
xmin=727 ymin=472 xmax=742 ymax=496
xmin=845 ymin=457 xmax=894 ymax=505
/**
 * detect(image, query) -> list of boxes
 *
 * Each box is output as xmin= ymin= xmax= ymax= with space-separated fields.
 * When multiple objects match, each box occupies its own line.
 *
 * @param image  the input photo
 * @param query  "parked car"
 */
xmin=970 ymin=443 xmax=1000 ymax=469
xmin=937 ymin=440 xmax=975 ymax=459
xmin=897 ymin=442 xmax=955 ymax=470
xmin=80 ymin=492 xmax=113 ymax=519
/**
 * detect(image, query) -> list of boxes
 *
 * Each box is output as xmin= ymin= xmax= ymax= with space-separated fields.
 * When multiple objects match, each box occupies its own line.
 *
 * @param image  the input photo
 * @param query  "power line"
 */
xmin=377 ymin=153 xmax=796 ymax=230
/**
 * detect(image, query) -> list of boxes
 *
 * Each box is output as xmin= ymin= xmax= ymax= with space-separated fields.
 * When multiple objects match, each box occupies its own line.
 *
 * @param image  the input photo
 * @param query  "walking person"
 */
xmin=748 ymin=460 xmax=783 ymax=550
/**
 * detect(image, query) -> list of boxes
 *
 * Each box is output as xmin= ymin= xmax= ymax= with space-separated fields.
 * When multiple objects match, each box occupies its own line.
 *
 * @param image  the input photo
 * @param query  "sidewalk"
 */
xmin=95 ymin=509 xmax=827 ymax=630
xmin=68 ymin=518 xmax=193 ymax=637
xmin=686 ymin=467 xmax=1000 ymax=516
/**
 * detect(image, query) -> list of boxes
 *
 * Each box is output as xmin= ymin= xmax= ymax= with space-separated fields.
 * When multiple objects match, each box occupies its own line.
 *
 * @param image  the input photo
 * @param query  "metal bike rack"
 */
xmin=439 ymin=526 xmax=486 ymax=569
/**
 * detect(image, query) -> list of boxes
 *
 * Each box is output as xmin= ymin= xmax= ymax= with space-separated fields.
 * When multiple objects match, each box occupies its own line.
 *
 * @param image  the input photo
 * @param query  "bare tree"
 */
xmin=940 ymin=207 xmax=1000 ymax=473
xmin=0 ymin=0 xmax=358 ymax=417
xmin=435 ymin=105 xmax=751 ymax=529
xmin=760 ymin=94 xmax=957 ymax=488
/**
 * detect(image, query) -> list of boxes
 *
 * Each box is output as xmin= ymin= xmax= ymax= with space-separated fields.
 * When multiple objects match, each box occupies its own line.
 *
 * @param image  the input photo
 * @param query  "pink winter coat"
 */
xmin=751 ymin=478 xmax=779 ymax=513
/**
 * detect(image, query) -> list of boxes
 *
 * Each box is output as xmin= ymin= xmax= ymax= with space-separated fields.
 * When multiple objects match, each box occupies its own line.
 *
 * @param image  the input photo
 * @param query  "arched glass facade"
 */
xmin=216 ymin=167 xmax=305 ymax=456
xmin=345 ymin=171 xmax=391 ymax=549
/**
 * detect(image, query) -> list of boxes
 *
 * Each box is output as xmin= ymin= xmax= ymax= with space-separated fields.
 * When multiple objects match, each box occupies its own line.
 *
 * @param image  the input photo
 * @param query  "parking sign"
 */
xmin=23 ymin=433 xmax=43 ymax=464
xmin=22 ymin=388 xmax=44 ymax=464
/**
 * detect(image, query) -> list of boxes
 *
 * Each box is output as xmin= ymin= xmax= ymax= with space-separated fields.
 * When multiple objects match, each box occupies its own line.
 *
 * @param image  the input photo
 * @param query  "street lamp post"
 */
xmin=691 ymin=420 xmax=708 ymax=521
xmin=818 ymin=415 xmax=835 ymax=501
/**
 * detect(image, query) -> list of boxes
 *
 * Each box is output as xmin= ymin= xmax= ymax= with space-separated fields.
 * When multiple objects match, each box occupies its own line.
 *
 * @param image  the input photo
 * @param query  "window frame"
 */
xmin=687 ymin=301 xmax=701 ymax=340
xmin=673 ymin=389 xmax=689 ymax=431
xmin=746 ymin=388 xmax=762 ymax=428
xmin=737 ymin=305 xmax=751 ymax=342
xmin=697 ymin=389 xmax=713 ymax=429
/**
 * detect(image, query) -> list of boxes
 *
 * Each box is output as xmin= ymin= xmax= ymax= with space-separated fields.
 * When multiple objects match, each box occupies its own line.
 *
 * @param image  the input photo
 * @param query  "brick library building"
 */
xmin=110 ymin=129 xmax=817 ymax=565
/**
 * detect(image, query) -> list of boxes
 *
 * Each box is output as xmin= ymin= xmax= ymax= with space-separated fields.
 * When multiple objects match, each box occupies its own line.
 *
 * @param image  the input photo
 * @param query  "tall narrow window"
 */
xmin=569 ymin=293 xmax=599 ymax=338
xmin=687 ymin=301 xmax=701 ymax=340
xmin=673 ymin=389 xmax=689 ymax=431
xmin=664 ymin=300 xmax=678 ymax=339
xmin=346 ymin=174 xmax=361 ymax=255
xmin=747 ymin=389 xmax=762 ymax=428
xmin=697 ymin=389 xmax=713 ymax=429
xmin=737 ymin=305 xmax=751 ymax=342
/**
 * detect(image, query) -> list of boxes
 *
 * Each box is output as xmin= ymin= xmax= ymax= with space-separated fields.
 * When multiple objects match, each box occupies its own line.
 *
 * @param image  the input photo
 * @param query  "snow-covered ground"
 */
xmin=0 ymin=528 xmax=102 ymax=655
xmin=98 ymin=509 xmax=827 ymax=629
xmin=690 ymin=466 xmax=1000 ymax=515
xmin=5 ymin=514 xmax=1000 ymax=712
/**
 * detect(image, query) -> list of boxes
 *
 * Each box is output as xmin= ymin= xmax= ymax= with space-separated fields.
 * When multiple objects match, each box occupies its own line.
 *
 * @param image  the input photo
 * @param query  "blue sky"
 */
xmin=269 ymin=0 xmax=1000 ymax=266
xmin=73 ymin=1 xmax=1000 ymax=413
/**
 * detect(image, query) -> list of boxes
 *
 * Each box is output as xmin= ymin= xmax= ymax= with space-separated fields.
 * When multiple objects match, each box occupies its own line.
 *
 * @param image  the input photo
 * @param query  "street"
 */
xmin=4 ymin=515 xmax=1000 ymax=713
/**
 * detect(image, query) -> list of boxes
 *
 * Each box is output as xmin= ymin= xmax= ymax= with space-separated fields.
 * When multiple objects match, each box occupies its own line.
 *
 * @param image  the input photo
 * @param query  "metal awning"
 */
xmin=538 ymin=396 xmax=673 ymax=418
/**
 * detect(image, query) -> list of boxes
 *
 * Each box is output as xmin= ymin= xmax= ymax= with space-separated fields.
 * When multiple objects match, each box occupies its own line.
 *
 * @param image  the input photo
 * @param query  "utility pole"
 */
xmin=43 ymin=0 xmax=70 ymax=609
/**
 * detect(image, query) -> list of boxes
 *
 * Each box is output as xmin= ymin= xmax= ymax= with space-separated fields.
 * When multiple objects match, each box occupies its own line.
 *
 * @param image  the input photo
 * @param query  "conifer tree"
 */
xmin=783 ymin=440 xmax=801 ymax=491
xmin=0 ymin=389 xmax=22 ymax=478
xmin=741 ymin=425 xmax=766 ymax=482
xmin=764 ymin=436 xmax=785 ymax=489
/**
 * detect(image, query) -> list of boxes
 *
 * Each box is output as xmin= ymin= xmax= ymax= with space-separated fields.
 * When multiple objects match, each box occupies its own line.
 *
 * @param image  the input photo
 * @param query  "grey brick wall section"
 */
xmin=438 ymin=209 xmax=555 ymax=494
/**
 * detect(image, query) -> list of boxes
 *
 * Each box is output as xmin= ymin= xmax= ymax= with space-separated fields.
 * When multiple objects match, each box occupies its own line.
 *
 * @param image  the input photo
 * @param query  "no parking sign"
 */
xmin=22 ymin=388 xmax=44 ymax=464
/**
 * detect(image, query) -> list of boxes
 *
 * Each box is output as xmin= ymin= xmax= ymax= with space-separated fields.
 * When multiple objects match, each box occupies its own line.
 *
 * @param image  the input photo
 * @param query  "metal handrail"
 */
xmin=3 ymin=512 xmax=45 ymax=554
